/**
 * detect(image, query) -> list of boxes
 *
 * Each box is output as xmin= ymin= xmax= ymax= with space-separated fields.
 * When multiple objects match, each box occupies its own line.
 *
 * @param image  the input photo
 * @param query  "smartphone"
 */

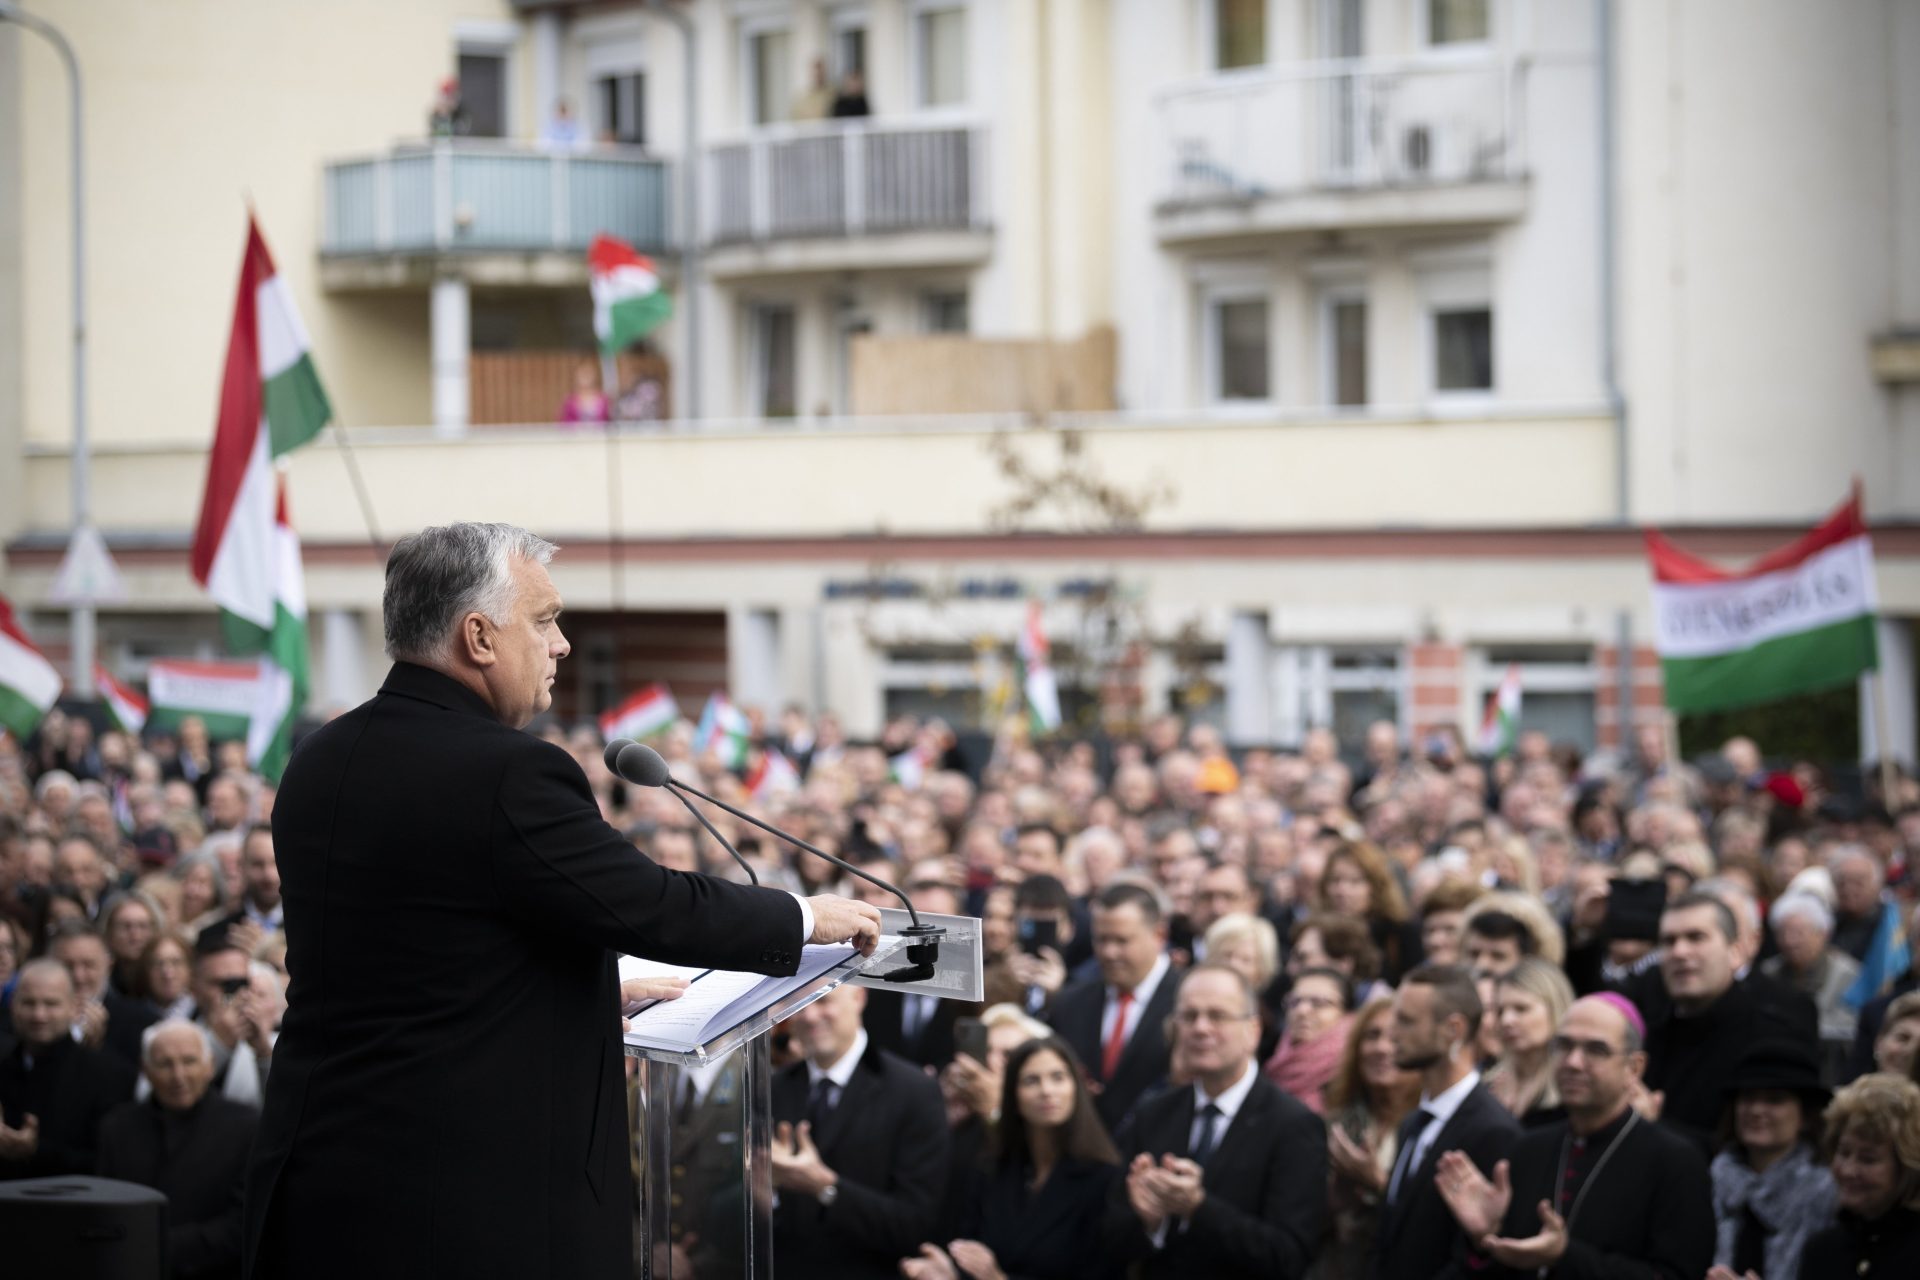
xmin=1604 ymin=877 xmax=1667 ymax=939
xmin=1018 ymin=916 xmax=1059 ymax=956
xmin=953 ymin=1016 xmax=989 ymax=1064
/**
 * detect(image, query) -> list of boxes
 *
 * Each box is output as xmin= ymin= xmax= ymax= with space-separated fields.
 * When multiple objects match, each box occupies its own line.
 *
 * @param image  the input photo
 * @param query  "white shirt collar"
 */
xmin=1420 ymin=1068 xmax=1481 ymax=1123
xmin=1193 ymin=1057 xmax=1259 ymax=1121
xmin=1114 ymin=951 xmax=1173 ymax=1005
xmin=808 ymin=1027 xmax=868 ymax=1090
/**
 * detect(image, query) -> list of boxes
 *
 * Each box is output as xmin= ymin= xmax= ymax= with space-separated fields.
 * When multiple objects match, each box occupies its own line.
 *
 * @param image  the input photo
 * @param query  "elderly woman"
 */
xmin=1708 ymin=1040 xmax=1836 ymax=1280
xmin=1203 ymin=912 xmax=1283 ymax=1060
xmin=1760 ymin=891 xmax=1861 ymax=1082
xmin=1310 ymin=993 xmax=1419 ymax=1280
xmin=1793 ymin=1073 xmax=1920 ymax=1277
xmin=1263 ymin=966 xmax=1354 ymax=1114
xmin=1482 ymin=957 xmax=1575 ymax=1127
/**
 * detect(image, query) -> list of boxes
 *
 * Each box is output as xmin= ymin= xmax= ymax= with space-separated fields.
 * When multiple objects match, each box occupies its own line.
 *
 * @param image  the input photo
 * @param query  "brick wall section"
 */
xmin=1409 ymin=642 xmax=1464 ymax=741
xmin=1595 ymin=645 xmax=1667 ymax=749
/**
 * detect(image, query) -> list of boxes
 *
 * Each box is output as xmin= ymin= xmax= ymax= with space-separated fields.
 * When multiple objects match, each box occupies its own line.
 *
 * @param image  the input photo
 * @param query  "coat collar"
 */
xmin=379 ymin=662 xmax=501 ymax=723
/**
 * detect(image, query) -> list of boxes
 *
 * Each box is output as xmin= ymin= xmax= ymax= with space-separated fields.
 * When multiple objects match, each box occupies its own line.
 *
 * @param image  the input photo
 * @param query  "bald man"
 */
xmin=1434 ymin=996 xmax=1713 ymax=1278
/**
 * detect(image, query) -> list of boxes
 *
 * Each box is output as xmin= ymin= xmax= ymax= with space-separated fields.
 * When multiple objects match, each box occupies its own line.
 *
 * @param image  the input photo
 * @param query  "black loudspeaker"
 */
xmin=0 ymin=1175 xmax=167 ymax=1279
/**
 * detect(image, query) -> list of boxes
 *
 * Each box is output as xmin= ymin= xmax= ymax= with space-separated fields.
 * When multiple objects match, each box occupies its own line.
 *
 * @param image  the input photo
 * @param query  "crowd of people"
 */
xmin=4 ymin=698 xmax=1920 ymax=1279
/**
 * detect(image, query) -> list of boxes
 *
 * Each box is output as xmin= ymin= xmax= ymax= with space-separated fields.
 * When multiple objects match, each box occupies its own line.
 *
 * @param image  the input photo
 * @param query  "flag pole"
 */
xmin=1870 ymin=665 xmax=1899 ymax=806
xmin=329 ymin=425 xmax=382 ymax=546
xmin=601 ymin=350 xmax=626 ymax=610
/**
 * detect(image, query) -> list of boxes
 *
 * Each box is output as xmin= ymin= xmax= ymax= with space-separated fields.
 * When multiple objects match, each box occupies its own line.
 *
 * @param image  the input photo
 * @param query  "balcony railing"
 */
xmin=322 ymin=141 xmax=670 ymax=256
xmin=707 ymin=120 xmax=986 ymax=245
xmin=1157 ymin=57 xmax=1525 ymax=209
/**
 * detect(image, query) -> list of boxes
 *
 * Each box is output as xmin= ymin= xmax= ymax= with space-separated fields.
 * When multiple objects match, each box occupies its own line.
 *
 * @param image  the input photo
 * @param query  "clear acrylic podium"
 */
xmin=624 ymin=908 xmax=983 ymax=1279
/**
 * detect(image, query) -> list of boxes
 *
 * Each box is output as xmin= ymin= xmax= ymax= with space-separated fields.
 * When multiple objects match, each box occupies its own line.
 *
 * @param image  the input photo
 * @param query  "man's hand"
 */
xmin=900 ymin=1244 xmax=959 ymax=1280
xmin=805 ymin=895 xmax=883 ymax=956
xmin=226 ymin=918 xmax=266 ymax=960
xmin=1007 ymin=946 xmax=1066 ymax=995
xmin=1628 ymin=1081 xmax=1665 ymax=1122
xmin=946 ymin=1240 xmax=1006 ymax=1280
xmin=1483 ymin=1200 xmax=1570 ymax=1269
xmin=78 ymin=999 xmax=109 ymax=1048
xmin=1434 ymin=1151 xmax=1511 ymax=1243
xmin=619 ymin=976 xmax=690 ymax=1031
xmin=0 ymin=1114 xmax=38 ymax=1162
xmin=770 ymin=1120 xmax=837 ymax=1197
xmin=1154 ymin=1154 xmax=1206 ymax=1217
xmin=942 ymin=1052 xmax=1002 ymax=1120
xmin=206 ymin=992 xmax=246 ymax=1051
xmin=1329 ymin=1125 xmax=1385 ymax=1192
xmin=1126 ymin=1152 xmax=1171 ymax=1233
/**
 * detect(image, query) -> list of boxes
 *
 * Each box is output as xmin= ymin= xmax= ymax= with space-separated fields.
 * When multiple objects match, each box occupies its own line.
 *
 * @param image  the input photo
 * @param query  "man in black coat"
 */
xmin=99 ymin=1020 xmax=257 ymax=1280
xmin=770 ymin=983 xmax=949 ymax=1280
xmin=242 ymin=524 xmax=882 ymax=1280
xmin=1434 ymin=995 xmax=1714 ymax=1279
xmin=1048 ymin=882 xmax=1180 ymax=1133
xmin=1108 ymin=965 xmax=1326 ymax=1279
xmin=49 ymin=918 xmax=157 ymax=1071
xmin=1370 ymin=965 xmax=1519 ymax=1279
xmin=0 ymin=958 xmax=136 ymax=1179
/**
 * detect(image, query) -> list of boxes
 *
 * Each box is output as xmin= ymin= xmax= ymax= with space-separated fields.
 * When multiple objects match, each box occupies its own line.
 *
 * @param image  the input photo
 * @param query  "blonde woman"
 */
xmin=1785 ymin=1073 xmax=1920 ymax=1278
xmin=1203 ymin=912 xmax=1282 ymax=1059
xmin=1482 ymin=958 xmax=1575 ymax=1126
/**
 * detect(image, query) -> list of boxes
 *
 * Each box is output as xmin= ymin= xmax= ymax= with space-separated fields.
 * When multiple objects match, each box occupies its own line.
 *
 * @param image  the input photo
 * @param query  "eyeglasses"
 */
xmin=1550 ymin=1035 xmax=1621 ymax=1061
xmin=1283 ymin=994 xmax=1340 ymax=1012
xmin=1174 ymin=1008 xmax=1256 ymax=1027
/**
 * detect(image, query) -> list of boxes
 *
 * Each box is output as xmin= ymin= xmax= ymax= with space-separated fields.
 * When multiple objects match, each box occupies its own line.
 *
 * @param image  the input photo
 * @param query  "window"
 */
xmin=1472 ymin=645 xmax=1598 ymax=751
xmin=1273 ymin=645 xmax=1405 ymax=759
xmin=831 ymin=13 xmax=868 ymax=80
xmin=1208 ymin=295 xmax=1271 ymax=402
xmin=1428 ymin=0 xmax=1491 ymax=46
xmin=596 ymin=73 xmax=645 ymax=146
xmin=915 ymin=6 xmax=968 ymax=108
xmin=1214 ymin=0 xmax=1266 ymax=71
xmin=923 ymin=291 xmax=969 ymax=333
xmin=457 ymin=52 xmax=508 ymax=138
xmin=752 ymin=304 xmax=798 ymax=419
xmin=747 ymin=28 xmax=793 ymax=126
xmin=1324 ymin=295 xmax=1367 ymax=406
xmin=1434 ymin=308 xmax=1493 ymax=392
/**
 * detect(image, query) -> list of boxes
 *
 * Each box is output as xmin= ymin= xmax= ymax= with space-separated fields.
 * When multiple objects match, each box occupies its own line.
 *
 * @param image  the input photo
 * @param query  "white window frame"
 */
xmin=1199 ymin=279 xmax=1276 ymax=411
xmin=921 ymin=288 xmax=970 ymax=334
xmin=1414 ymin=0 xmax=1495 ymax=58
xmin=907 ymin=0 xmax=971 ymax=115
xmin=1415 ymin=251 xmax=1495 ymax=408
xmin=454 ymin=20 xmax=520 ymax=139
xmin=1272 ymin=644 xmax=1409 ymax=745
xmin=737 ymin=14 xmax=794 ymax=130
xmin=1466 ymin=645 xmax=1600 ymax=749
xmin=828 ymin=4 xmax=870 ymax=81
xmin=1316 ymin=282 xmax=1369 ymax=410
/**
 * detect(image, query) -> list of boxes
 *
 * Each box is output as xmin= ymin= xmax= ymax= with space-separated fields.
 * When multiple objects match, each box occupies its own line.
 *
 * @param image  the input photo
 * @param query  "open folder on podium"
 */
xmin=618 ymin=940 xmax=904 ymax=1054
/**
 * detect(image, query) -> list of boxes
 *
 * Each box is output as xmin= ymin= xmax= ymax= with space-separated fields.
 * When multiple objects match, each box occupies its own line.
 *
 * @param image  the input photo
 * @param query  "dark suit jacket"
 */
xmin=1107 ymin=1070 xmax=1327 ymax=1279
xmin=1463 ymin=1112 xmax=1714 ymax=1280
xmin=99 ymin=1094 xmax=258 ymax=1280
xmin=956 ymin=1156 xmax=1121 ymax=1280
xmin=242 ymin=663 xmax=807 ymax=1280
xmin=771 ymin=1041 xmax=949 ymax=1280
xmin=863 ymin=989 xmax=978 ymax=1070
xmin=98 ymin=986 xmax=159 ymax=1072
xmin=1049 ymin=962 xmax=1180 ymax=1133
xmin=1369 ymin=1079 xmax=1519 ymax=1280
xmin=0 ymin=1035 xmax=136 ymax=1180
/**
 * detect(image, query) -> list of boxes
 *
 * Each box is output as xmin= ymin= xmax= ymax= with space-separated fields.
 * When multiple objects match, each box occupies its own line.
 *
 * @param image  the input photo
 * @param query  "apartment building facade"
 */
xmin=2 ymin=0 xmax=1916 ymax=763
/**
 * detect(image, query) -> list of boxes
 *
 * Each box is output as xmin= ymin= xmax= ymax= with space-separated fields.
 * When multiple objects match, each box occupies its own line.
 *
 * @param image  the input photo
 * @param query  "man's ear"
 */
xmin=459 ymin=612 xmax=498 ymax=668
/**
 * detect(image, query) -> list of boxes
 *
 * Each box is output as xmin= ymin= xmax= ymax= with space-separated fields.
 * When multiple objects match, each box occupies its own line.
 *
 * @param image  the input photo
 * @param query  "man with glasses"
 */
xmin=1370 ymin=965 xmax=1517 ymax=1279
xmin=1434 ymin=995 xmax=1714 ymax=1278
xmin=1107 ymin=964 xmax=1325 ymax=1279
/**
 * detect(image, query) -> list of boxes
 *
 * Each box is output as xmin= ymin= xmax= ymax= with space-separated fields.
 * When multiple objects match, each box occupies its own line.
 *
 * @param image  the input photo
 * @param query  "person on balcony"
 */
xmin=832 ymin=71 xmax=871 ymax=120
xmin=794 ymin=58 xmax=834 ymax=122
xmin=540 ymin=98 xmax=587 ymax=152
xmin=427 ymin=77 xmax=469 ymax=139
xmin=558 ymin=360 xmax=610 ymax=426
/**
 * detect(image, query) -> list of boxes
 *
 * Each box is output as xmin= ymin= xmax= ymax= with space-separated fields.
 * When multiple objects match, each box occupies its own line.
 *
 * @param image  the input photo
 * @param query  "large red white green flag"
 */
xmin=589 ymin=234 xmax=672 ymax=356
xmin=1647 ymin=490 xmax=1879 ymax=713
xmin=0 ymin=595 xmax=62 ymax=740
xmin=189 ymin=217 xmax=325 ymax=780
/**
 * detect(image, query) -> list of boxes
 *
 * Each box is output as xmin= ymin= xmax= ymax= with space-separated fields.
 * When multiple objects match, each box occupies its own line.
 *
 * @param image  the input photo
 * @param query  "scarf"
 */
xmin=1711 ymin=1142 xmax=1837 ymax=1280
xmin=1263 ymin=1013 xmax=1352 ymax=1115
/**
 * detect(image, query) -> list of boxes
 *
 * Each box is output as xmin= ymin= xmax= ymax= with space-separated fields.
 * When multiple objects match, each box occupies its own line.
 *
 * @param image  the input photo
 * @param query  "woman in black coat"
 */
xmin=903 ymin=1035 xmax=1121 ymax=1280
xmin=1783 ymin=1073 xmax=1920 ymax=1280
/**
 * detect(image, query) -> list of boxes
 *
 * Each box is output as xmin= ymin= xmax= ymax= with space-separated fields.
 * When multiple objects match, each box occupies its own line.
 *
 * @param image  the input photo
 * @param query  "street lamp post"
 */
xmin=1 ymin=2 xmax=95 ymax=697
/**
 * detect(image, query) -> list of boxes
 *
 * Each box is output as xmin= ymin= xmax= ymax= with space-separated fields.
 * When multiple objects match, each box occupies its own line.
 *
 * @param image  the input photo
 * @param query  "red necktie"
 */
xmin=1102 ymin=990 xmax=1134 ymax=1080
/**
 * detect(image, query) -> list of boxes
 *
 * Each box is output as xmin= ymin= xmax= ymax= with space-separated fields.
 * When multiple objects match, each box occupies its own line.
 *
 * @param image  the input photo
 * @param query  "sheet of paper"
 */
xmin=619 ymin=939 xmax=905 ymax=1050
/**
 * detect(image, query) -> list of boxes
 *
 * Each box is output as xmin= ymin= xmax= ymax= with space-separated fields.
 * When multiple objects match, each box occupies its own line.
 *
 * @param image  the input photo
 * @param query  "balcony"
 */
xmin=1154 ymin=57 xmax=1529 ymax=244
xmin=703 ymin=120 xmax=991 ymax=280
xmin=319 ymin=141 xmax=671 ymax=289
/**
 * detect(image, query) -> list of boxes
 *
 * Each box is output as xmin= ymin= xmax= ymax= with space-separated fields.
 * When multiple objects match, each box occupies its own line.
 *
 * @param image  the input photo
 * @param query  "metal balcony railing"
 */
xmin=322 ymin=140 xmax=670 ymax=256
xmin=1157 ymin=57 xmax=1526 ymax=208
xmin=706 ymin=120 xmax=986 ymax=245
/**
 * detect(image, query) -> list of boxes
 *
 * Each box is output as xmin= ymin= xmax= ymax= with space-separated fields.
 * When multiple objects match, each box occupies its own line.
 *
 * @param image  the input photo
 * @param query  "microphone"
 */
xmin=606 ymin=738 xmax=946 ymax=982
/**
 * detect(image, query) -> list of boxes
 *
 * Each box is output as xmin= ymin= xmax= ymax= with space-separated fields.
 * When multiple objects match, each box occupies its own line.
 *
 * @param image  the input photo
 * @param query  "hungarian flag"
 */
xmin=600 ymin=683 xmax=679 ymax=742
xmin=0 ymin=595 xmax=61 ymax=740
xmin=589 ymin=234 xmax=672 ymax=356
xmin=94 ymin=663 xmax=148 ymax=736
xmin=1647 ymin=489 xmax=1879 ymax=713
xmin=146 ymin=659 xmax=266 ymax=742
xmin=190 ymin=218 xmax=323 ymax=781
xmin=746 ymin=747 xmax=801 ymax=800
xmin=1477 ymin=664 xmax=1522 ymax=757
xmin=1018 ymin=601 xmax=1061 ymax=734
xmin=694 ymin=693 xmax=751 ymax=770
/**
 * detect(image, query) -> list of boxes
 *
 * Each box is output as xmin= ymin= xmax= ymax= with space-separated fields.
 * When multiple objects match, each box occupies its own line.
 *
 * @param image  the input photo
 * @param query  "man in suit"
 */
xmin=1434 ymin=995 xmax=1714 ymax=1279
xmin=1370 ymin=964 xmax=1519 ymax=1279
xmin=770 ymin=983 xmax=949 ymax=1280
xmin=1107 ymin=964 xmax=1326 ymax=1278
xmin=205 ymin=823 xmax=283 ymax=938
xmin=99 ymin=1020 xmax=257 ymax=1280
xmin=1049 ymin=881 xmax=1180 ymax=1132
xmin=49 ymin=919 xmax=156 ymax=1070
xmin=243 ymin=523 xmax=882 ymax=1279
xmin=0 ymin=959 xmax=136 ymax=1179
